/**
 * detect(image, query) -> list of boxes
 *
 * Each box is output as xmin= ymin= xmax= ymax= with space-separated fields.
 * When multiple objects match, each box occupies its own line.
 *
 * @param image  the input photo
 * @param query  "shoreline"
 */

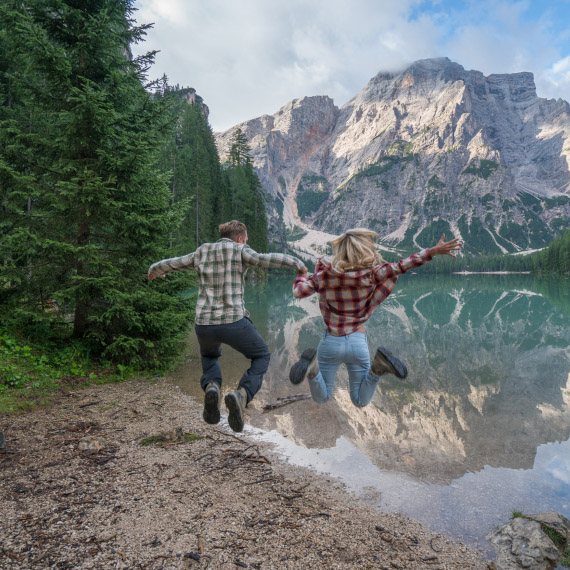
xmin=1 ymin=379 xmax=489 ymax=569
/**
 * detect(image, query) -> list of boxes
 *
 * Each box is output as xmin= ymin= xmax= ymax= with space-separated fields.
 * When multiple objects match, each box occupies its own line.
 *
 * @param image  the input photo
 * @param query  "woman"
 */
xmin=290 ymin=229 xmax=461 ymax=407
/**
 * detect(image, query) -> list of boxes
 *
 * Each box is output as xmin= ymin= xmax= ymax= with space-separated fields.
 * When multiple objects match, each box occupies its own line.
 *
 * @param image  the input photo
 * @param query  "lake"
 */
xmin=172 ymin=273 xmax=570 ymax=554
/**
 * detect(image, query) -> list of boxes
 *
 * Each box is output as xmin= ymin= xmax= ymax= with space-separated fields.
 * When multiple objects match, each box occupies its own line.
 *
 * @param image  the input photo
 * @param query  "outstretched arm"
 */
xmin=148 ymin=252 xmax=196 ymax=280
xmin=292 ymin=257 xmax=328 ymax=298
xmin=241 ymin=246 xmax=307 ymax=272
xmin=373 ymin=235 xmax=462 ymax=282
xmin=428 ymin=235 xmax=462 ymax=257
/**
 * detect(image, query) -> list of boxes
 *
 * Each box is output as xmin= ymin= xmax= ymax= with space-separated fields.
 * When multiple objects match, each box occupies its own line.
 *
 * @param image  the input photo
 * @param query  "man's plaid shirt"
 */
xmin=293 ymin=249 xmax=433 ymax=336
xmin=149 ymin=239 xmax=306 ymax=325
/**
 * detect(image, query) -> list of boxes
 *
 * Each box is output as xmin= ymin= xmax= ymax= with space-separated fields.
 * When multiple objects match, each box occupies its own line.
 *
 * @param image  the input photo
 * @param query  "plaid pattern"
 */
xmin=149 ymin=239 xmax=306 ymax=325
xmin=293 ymin=249 xmax=433 ymax=336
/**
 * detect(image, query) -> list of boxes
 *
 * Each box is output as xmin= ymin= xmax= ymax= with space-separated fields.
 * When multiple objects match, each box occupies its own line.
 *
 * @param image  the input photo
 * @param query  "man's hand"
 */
xmin=430 ymin=235 xmax=463 ymax=257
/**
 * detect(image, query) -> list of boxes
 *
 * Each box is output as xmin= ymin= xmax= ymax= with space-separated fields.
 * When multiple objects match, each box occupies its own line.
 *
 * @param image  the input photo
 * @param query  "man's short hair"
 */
xmin=219 ymin=220 xmax=247 ymax=240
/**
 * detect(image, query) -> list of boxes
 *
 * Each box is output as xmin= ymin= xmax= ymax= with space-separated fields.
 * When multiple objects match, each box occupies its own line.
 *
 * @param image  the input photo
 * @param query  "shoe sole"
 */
xmin=224 ymin=393 xmax=244 ymax=433
xmin=375 ymin=347 xmax=408 ymax=379
xmin=203 ymin=388 xmax=220 ymax=425
xmin=289 ymin=348 xmax=317 ymax=385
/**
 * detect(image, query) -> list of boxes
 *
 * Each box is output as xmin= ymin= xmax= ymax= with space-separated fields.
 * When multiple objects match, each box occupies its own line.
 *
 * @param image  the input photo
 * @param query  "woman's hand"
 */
xmin=430 ymin=235 xmax=463 ymax=257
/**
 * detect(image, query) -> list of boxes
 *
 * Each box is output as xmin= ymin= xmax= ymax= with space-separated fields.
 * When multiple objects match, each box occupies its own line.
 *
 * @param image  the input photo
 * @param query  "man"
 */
xmin=148 ymin=220 xmax=307 ymax=432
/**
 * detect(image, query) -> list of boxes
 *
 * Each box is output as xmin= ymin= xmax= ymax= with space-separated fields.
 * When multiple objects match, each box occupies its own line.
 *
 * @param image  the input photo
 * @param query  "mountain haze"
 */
xmin=216 ymin=58 xmax=570 ymax=255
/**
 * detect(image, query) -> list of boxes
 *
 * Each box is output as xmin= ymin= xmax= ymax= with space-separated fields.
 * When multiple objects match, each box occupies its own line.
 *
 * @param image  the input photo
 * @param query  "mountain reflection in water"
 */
xmin=172 ymin=274 xmax=570 ymax=546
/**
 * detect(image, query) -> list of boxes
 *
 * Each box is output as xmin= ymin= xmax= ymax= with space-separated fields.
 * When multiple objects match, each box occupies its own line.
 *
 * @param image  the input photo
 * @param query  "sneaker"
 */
xmin=203 ymin=383 xmax=221 ymax=425
xmin=289 ymin=348 xmax=318 ymax=385
xmin=224 ymin=388 xmax=247 ymax=433
xmin=371 ymin=347 xmax=408 ymax=379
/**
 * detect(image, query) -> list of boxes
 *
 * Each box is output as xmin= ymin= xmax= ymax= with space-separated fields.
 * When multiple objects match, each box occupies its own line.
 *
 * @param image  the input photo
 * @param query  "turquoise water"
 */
xmin=174 ymin=273 xmax=570 ymax=551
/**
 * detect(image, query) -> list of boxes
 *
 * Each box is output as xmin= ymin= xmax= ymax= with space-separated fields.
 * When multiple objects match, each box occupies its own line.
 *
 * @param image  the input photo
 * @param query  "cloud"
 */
xmin=133 ymin=0 xmax=570 ymax=131
xmin=134 ymin=0 xmax=444 ymax=130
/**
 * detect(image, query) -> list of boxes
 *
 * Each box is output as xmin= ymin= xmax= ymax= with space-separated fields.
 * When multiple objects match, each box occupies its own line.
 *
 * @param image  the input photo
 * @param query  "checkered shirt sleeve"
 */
xmin=242 ymin=246 xmax=306 ymax=271
xmin=148 ymin=252 xmax=195 ymax=279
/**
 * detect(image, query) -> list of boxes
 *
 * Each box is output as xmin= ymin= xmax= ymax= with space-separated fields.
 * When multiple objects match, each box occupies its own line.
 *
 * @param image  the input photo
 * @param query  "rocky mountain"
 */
xmin=216 ymin=58 xmax=570 ymax=255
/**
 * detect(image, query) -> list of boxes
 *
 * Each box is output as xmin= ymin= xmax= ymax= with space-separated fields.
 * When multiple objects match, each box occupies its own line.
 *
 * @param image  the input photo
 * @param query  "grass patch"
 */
xmin=0 ymin=329 xmax=137 ymax=414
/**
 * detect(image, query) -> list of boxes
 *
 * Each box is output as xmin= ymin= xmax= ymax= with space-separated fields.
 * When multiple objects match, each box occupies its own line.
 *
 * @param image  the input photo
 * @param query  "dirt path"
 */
xmin=0 ymin=379 xmax=489 ymax=569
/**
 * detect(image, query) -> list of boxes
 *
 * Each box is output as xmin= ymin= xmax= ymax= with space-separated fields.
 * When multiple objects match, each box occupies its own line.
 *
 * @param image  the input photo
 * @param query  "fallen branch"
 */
xmin=262 ymin=394 xmax=311 ymax=412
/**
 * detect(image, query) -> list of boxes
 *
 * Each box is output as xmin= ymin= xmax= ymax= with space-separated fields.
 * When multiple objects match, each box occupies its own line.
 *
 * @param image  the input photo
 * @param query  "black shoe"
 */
xmin=371 ymin=347 xmax=408 ymax=379
xmin=203 ymin=383 xmax=221 ymax=425
xmin=289 ymin=348 xmax=318 ymax=385
xmin=224 ymin=388 xmax=247 ymax=433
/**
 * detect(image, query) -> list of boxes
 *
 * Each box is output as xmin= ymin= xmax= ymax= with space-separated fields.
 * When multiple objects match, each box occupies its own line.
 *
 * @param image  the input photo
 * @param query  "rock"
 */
xmin=0 ymin=431 xmax=5 ymax=451
xmin=526 ymin=512 xmax=570 ymax=543
xmin=78 ymin=437 xmax=103 ymax=454
xmin=488 ymin=517 xmax=560 ymax=569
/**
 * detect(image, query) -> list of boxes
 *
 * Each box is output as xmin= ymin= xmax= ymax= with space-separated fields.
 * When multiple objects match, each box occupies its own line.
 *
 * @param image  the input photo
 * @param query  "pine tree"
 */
xmin=158 ymin=88 xmax=224 ymax=253
xmin=0 ymin=0 xmax=191 ymax=366
xmin=224 ymin=129 xmax=268 ymax=251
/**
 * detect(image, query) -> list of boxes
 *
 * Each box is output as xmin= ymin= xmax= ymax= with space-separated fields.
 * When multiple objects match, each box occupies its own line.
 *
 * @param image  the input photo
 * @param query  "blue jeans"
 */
xmin=195 ymin=317 xmax=270 ymax=404
xmin=308 ymin=332 xmax=381 ymax=408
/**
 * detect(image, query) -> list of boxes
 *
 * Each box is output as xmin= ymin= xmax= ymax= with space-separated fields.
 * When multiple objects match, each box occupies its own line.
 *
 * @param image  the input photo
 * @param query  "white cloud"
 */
xmin=134 ymin=0 xmax=443 ymax=130
xmin=132 ymin=0 xmax=570 ymax=131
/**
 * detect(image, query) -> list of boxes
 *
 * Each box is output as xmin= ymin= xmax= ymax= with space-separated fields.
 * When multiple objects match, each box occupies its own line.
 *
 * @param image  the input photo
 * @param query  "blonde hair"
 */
xmin=330 ymin=228 xmax=383 ymax=272
xmin=219 ymin=220 xmax=247 ymax=240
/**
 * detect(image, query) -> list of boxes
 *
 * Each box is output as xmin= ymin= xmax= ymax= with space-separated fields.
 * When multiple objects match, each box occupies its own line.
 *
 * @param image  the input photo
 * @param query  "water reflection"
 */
xmin=172 ymin=274 xmax=570 ymax=545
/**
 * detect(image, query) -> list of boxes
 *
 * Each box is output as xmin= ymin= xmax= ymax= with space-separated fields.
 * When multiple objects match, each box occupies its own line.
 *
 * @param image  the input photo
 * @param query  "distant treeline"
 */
xmin=384 ymin=229 xmax=570 ymax=275
xmin=0 ymin=0 xmax=267 ymax=369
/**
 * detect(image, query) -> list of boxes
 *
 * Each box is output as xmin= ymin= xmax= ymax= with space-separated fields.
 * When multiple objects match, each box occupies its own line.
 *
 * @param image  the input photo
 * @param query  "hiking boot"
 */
xmin=371 ymin=347 xmax=408 ymax=379
xmin=289 ymin=348 xmax=318 ymax=385
xmin=224 ymin=388 xmax=248 ymax=433
xmin=203 ymin=383 xmax=221 ymax=425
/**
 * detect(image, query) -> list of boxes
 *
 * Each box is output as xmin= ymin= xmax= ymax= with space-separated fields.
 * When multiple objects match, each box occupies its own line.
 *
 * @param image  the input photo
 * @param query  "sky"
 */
xmin=132 ymin=0 xmax=570 ymax=132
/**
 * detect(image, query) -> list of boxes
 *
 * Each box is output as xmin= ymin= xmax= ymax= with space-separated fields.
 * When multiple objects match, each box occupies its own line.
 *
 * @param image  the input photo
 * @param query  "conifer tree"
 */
xmin=158 ymin=90 xmax=224 ymax=253
xmin=0 ymin=0 xmax=191 ymax=366
xmin=224 ymin=129 xmax=268 ymax=251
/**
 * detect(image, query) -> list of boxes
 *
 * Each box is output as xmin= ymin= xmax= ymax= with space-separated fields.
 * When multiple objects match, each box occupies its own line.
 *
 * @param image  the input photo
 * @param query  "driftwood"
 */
xmin=262 ymin=394 xmax=311 ymax=412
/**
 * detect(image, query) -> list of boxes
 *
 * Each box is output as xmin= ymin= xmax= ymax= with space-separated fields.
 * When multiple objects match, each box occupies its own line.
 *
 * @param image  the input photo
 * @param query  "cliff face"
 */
xmin=216 ymin=58 xmax=570 ymax=254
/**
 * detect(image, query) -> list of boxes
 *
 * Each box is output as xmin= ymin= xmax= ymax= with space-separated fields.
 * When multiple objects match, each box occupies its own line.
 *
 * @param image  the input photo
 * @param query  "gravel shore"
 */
xmin=0 ymin=379 xmax=489 ymax=569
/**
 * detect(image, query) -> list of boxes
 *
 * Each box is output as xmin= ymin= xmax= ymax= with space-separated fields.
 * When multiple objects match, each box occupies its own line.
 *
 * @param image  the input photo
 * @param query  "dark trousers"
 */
xmin=195 ymin=317 xmax=270 ymax=403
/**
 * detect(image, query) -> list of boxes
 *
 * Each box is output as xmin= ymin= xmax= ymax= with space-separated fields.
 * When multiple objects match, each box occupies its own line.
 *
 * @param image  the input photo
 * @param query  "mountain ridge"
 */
xmin=215 ymin=58 xmax=570 ymax=255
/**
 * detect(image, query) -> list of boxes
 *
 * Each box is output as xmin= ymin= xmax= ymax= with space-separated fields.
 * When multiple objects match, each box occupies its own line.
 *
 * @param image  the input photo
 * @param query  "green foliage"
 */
xmin=0 ymin=328 xmax=131 ymax=413
xmin=285 ymin=226 xmax=308 ymax=241
xmin=274 ymin=195 xmax=285 ymax=219
xmin=533 ymin=229 xmax=570 ymax=274
xmin=296 ymin=190 xmax=328 ymax=218
xmin=415 ymin=220 xmax=452 ymax=248
xmin=221 ymin=130 xmax=268 ymax=252
xmin=544 ymin=195 xmax=570 ymax=208
xmin=462 ymin=159 xmax=499 ymax=179
xmin=157 ymin=87 xmax=224 ymax=253
xmin=0 ymin=0 xmax=191 ymax=367
xmin=352 ymin=154 xmax=413 ymax=182
xmin=427 ymin=175 xmax=445 ymax=190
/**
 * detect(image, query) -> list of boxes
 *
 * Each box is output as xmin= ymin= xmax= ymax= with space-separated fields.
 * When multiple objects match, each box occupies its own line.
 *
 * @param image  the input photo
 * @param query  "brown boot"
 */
xmin=289 ymin=348 xmax=318 ymax=384
xmin=203 ymin=383 xmax=221 ymax=425
xmin=224 ymin=387 xmax=247 ymax=432
xmin=371 ymin=347 xmax=408 ymax=378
